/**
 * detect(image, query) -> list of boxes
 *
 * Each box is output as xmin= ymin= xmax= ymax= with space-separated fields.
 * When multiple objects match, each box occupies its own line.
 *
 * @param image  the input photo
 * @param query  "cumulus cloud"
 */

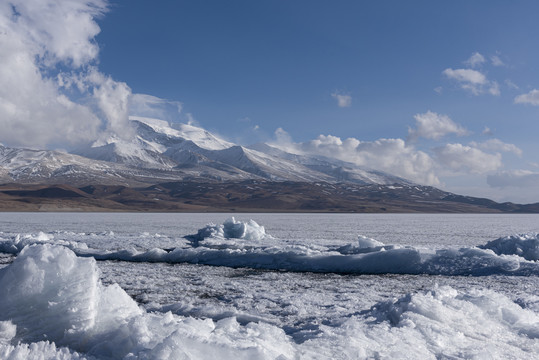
xmin=433 ymin=143 xmax=502 ymax=174
xmin=0 ymin=0 xmax=137 ymax=149
xmin=487 ymin=170 xmax=539 ymax=189
xmin=470 ymin=139 xmax=522 ymax=156
xmin=514 ymin=89 xmax=539 ymax=106
xmin=442 ymin=68 xmax=499 ymax=96
xmin=443 ymin=68 xmax=486 ymax=85
xmin=271 ymin=129 xmax=439 ymax=186
xmin=465 ymin=52 xmax=486 ymax=67
xmin=408 ymin=111 xmax=469 ymax=141
xmin=331 ymin=92 xmax=352 ymax=107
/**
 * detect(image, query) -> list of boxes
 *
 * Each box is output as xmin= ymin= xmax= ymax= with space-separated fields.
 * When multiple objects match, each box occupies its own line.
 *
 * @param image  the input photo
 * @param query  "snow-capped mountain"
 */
xmin=0 ymin=117 xmax=415 ymax=186
xmin=248 ymin=143 xmax=414 ymax=185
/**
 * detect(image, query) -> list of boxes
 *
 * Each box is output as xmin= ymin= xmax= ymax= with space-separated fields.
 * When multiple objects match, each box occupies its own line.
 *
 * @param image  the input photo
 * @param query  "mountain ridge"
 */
xmin=1 ymin=181 xmax=538 ymax=213
xmin=1 ymin=117 xmax=411 ymax=186
xmin=1 ymin=117 xmax=537 ymax=212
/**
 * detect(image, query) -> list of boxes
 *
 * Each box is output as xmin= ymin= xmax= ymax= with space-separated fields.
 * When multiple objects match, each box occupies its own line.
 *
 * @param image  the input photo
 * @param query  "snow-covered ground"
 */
xmin=0 ymin=213 xmax=538 ymax=359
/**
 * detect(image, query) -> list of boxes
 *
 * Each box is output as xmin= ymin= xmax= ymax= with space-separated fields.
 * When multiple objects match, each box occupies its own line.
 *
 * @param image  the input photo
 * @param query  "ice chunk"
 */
xmin=299 ymin=285 xmax=539 ymax=359
xmin=357 ymin=235 xmax=385 ymax=249
xmin=0 ymin=245 xmax=295 ymax=359
xmin=479 ymin=233 xmax=539 ymax=261
xmin=189 ymin=217 xmax=269 ymax=245
xmin=0 ymin=244 xmax=141 ymax=348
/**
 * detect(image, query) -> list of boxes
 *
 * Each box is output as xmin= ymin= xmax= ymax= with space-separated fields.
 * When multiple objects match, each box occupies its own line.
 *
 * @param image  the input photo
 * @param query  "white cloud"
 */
xmin=331 ymin=92 xmax=352 ymax=107
xmin=465 ymin=52 xmax=486 ymax=67
xmin=129 ymin=94 xmax=183 ymax=122
xmin=487 ymin=170 xmax=539 ymax=189
xmin=434 ymin=143 xmax=502 ymax=174
xmin=0 ymin=0 xmax=111 ymax=148
xmin=488 ymin=81 xmax=500 ymax=96
xmin=505 ymin=79 xmax=519 ymax=90
xmin=92 ymin=75 xmax=132 ymax=138
xmin=273 ymin=127 xmax=294 ymax=147
xmin=482 ymin=126 xmax=494 ymax=136
xmin=514 ymin=89 xmax=539 ymax=106
xmin=0 ymin=0 xmax=142 ymax=149
xmin=443 ymin=68 xmax=486 ymax=85
xmin=442 ymin=68 xmax=499 ymax=96
xmin=434 ymin=86 xmax=443 ymax=94
xmin=491 ymin=55 xmax=504 ymax=67
xmin=185 ymin=113 xmax=197 ymax=126
xmin=271 ymin=130 xmax=439 ymax=186
xmin=469 ymin=139 xmax=522 ymax=156
xmin=408 ymin=111 xmax=469 ymax=141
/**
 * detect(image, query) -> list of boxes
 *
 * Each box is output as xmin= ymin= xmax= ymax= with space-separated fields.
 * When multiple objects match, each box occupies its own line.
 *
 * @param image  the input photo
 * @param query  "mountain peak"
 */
xmin=130 ymin=116 xmax=234 ymax=151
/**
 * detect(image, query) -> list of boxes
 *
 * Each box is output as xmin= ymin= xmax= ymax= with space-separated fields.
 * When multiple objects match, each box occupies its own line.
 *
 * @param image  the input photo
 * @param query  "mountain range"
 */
xmin=0 ymin=116 xmax=411 ymax=186
xmin=0 ymin=117 xmax=537 ymax=212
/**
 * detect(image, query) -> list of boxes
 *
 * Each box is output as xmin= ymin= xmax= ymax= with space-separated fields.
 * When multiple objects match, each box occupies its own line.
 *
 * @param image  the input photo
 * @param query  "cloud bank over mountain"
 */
xmin=0 ymin=0 xmax=135 ymax=149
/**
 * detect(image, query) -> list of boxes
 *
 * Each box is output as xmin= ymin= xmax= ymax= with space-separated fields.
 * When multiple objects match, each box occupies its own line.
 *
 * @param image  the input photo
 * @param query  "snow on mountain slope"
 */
xmin=199 ymin=145 xmax=335 ymax=182
xmin=78 ymin=117 xmax=336 ymax=182
xmin=132 ymin=116 xmax=234 ymax=150
xmin=78 ymin=135 xmax=176 ymax=168
xmin=77 ymin=117 xmax=234 ymax=168
xmin=0 ymin=144 xmax=124 ymax=184
xmin=0 ymin=144 xmax=258 ymax=185
xmin=249 ymin=143 xmax=413 ymax=185
xmin=1 ymin=117 xmax=418 ymax=186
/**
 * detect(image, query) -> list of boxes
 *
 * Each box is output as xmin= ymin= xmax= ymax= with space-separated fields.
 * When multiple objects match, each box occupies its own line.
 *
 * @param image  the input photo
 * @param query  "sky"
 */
xmin=1 ymin=0 xmax=539 ymax=203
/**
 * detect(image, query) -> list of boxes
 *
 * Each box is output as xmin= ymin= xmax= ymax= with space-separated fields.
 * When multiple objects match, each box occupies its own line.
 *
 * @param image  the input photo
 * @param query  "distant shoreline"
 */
xmin=1 ymin=181 xmax=538 ymax=214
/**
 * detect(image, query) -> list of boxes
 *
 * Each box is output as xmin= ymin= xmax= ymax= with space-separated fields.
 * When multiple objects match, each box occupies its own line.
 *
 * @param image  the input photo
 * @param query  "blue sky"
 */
xmin=1 ymin=0 xmax=539 ymax=202
xmin=95 ymin=1 xmax=537 ymax=139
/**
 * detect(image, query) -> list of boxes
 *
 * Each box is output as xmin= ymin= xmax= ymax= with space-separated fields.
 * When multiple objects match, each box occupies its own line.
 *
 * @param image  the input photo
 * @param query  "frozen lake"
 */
xmin=0 ymin=212 xmax=538 ymax=359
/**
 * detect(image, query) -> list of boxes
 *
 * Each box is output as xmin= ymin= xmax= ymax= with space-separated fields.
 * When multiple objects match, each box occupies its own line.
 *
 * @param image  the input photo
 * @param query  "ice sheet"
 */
xmin=0 ymin=244 xmax=537 ymax=359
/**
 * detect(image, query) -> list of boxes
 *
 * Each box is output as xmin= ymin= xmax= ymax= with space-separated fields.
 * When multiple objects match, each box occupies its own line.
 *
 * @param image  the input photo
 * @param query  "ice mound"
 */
xmin=479 ymin=233 xmax=539 ymax=261
xmin=368 ymin=285 xmax=539 ymax=357
xmin=0 ymin=245 xmax=294 ymax=359
xmin=0 ymin=244 xmax=141 ymax=350
xmin=299 ymin=285 xmax=539 ymax=359
xmin=189 ymin=217 xmax=270 ymax=246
